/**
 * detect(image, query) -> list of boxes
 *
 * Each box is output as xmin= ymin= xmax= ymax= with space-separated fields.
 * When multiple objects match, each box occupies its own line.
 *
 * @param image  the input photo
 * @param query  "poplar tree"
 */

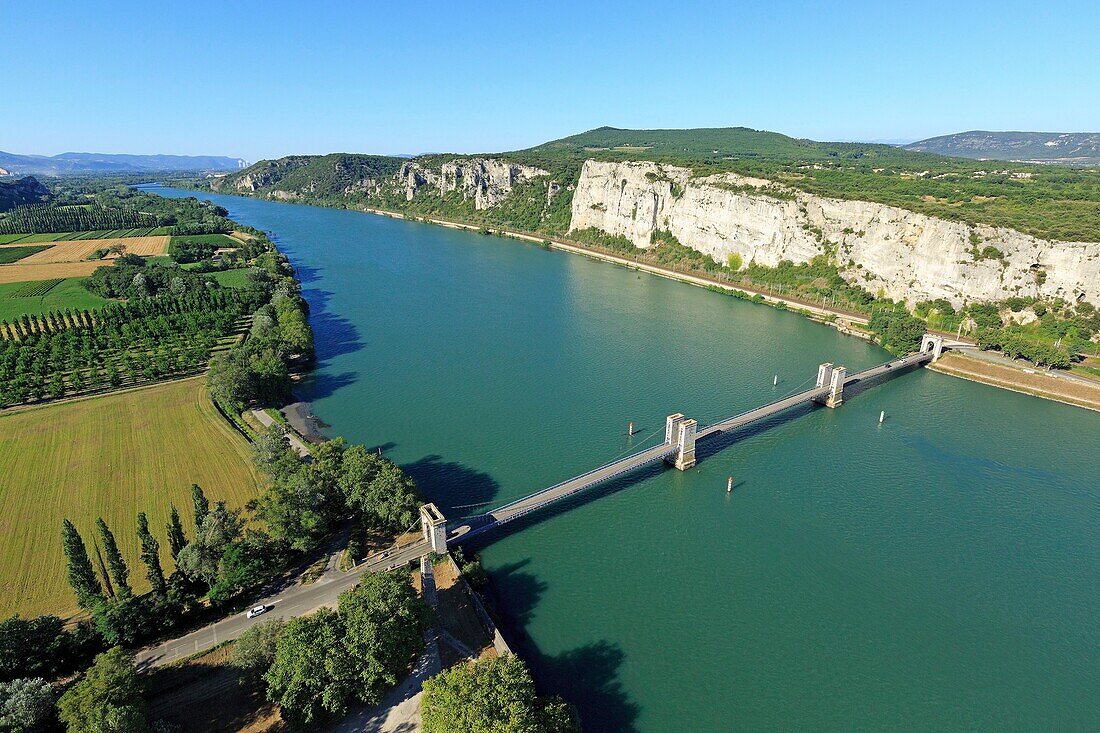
xmin=92 ymin=541 xmax=115 ymax=598
xmin=61 ymin=519 xmax=103 ymax=609
xmin=166 ymin=505 xmax=187 ymax=561
xmin=191 ymin=483 xmax=210 ymax=530
xmin=95 ymin=518 xmax=131 ymax=595
xmin=136 ymin=512 xmax=167 ymax=600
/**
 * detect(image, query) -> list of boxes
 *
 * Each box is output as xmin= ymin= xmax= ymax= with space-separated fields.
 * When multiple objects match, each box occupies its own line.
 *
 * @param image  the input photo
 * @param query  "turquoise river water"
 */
xmin=151 ymin=186 xmax=1100 ymax=731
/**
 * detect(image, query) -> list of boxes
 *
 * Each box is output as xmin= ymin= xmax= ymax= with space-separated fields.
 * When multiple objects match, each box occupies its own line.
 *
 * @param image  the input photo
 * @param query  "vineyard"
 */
xmin=0 ymin=245 xmax=51 ymax=263
xmin=5 ymin=279 xmax=63 ymax=298
xmin=0 ymin=287 xmax=261 ymax=407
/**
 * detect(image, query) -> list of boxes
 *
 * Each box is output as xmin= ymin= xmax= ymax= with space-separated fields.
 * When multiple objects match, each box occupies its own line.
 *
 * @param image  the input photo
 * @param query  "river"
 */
xmin=149 ymin=186 xmax=1100 ymax=731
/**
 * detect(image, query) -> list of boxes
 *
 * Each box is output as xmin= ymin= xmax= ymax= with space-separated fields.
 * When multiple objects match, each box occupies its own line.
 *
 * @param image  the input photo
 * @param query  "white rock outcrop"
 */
xmin=568 ymin=160 xmax=1100 ymax=306
xmin=401 ymin=158 xmax=547 ymax=209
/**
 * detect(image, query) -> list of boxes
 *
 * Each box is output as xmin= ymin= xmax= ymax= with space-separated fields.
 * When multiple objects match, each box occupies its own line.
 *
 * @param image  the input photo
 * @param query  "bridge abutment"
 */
xmin=921 ymin=333 xmax=945 ymax=361
xmin=420 ymin=503 xmax=448 ymax=553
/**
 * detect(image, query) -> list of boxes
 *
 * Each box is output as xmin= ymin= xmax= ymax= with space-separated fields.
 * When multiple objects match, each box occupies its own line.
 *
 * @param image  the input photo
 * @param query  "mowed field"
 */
xmin=0 ymin=260 xmax=111 ymax=284
xmin=6 ymin=235 xmax=170 ymax=263
xmin=0 ymin=377 xmax=262 ymax=618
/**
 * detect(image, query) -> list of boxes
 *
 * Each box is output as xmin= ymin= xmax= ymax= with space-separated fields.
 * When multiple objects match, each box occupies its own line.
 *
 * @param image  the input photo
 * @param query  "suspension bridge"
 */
xmin=417 ymin=334 xmax=949 ymax=550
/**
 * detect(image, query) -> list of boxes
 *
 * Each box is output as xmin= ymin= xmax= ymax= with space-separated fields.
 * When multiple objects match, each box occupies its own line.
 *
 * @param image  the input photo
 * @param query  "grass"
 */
xmin=0 ymin=277 xmax=113 ymax=321
xmin=0 ymin=235 xmax=30 ymax=245
xmin=0 ymin=377 xmax=263 ymax=618
xmin=170 ymin=234 xmax=240 ymax=247
xmin=207 ymin=268 xmax=253 ymax=289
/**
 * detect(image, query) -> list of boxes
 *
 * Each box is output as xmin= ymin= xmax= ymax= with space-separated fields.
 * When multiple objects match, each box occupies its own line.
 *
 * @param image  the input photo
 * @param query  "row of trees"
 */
xmin=0 ymin=203 xmax=159 ymax=235
xmin=0 ymin=287 xmax=257 ymax=407
xmin=58 ymin=483 xmax=262 ymax=648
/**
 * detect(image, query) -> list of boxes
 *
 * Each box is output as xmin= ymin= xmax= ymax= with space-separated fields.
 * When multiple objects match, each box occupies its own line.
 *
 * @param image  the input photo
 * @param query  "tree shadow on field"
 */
xmin=402 ymin=453 xmax=500 ymax=514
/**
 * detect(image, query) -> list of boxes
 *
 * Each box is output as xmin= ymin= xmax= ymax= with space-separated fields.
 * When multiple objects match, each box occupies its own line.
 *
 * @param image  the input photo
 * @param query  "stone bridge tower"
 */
xmin=664 ymin=413 xmax=697 ymax=470
xmin=419 ymin=503 xmax=448 ymax=553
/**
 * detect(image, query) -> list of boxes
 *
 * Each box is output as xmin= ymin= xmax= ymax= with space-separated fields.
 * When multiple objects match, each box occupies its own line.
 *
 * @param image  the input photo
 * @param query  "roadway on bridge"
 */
xmin=454 ymin=350 xmax=935 ymax=543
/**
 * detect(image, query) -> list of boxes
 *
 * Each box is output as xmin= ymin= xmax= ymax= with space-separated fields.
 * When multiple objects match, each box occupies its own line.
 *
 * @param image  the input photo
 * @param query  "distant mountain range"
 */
xmin=0 ymin=151 xmax=247 ymax=176
xmin=905 ymin=131 xmax=1100 ymax=165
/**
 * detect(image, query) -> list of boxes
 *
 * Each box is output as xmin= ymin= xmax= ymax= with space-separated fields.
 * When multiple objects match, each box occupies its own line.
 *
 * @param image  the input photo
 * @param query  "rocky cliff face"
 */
xmin=400 ymin=158 xmax=548 ymax=209
xmin=568 ymin=160 xmax=1100 ymax=306
xmin=0 ymin=176 xmax=51 ymax=212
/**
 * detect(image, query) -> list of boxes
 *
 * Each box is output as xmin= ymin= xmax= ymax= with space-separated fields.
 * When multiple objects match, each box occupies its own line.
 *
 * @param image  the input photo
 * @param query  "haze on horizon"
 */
xmin=3 ymin=0 xmax=1098 ymax=162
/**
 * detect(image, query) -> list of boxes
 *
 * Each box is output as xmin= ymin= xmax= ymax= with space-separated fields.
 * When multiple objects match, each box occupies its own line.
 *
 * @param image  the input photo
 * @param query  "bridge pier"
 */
xmin=921 ymin=333 xmax=945 ymax=361
xmin=420 ymin=503 xmax=448 ymax=553
xmin=664 ymin=413 xmax=697 ymax=470
xmin=815 ymin=362 xmax=847 ymax=408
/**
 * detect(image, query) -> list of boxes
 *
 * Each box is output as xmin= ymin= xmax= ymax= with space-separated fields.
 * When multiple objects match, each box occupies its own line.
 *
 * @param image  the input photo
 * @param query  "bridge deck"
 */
xmin=451 ymin=350 xmax=934 ymax=543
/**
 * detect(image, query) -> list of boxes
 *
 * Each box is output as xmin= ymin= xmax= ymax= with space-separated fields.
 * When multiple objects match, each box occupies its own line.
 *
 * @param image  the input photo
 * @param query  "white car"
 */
xmin=246 ymin=605 xmax=268 ymax=619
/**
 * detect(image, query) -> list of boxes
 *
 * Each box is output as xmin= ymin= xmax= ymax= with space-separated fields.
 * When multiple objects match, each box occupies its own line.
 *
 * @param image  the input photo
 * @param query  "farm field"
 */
xmin=207 ymin=268 xmax=253 ymax=288
xmin=13 ymin=235 xmax=170 ymax=263
xmin=0 ymin=260 xmax=110 ymax=284
xmin=0 ymin=277 xmax=113 ymax=321
xmin=0 ymin=377 xmax=262 ymax=618
xmin=0 ymin=245 xmax=52 ymax=264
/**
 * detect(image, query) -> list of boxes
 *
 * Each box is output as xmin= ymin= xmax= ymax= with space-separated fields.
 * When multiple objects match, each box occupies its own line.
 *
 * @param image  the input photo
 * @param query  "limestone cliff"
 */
xmin=568 ymin=160 xmax=1100 ymax=306
xmin=399 ymin=158 xmax=548 ymax=209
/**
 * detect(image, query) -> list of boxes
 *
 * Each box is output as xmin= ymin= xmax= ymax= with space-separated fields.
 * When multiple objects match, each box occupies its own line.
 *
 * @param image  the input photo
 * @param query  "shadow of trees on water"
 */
xmin=480 ymin=559 xmax=641 ymax=732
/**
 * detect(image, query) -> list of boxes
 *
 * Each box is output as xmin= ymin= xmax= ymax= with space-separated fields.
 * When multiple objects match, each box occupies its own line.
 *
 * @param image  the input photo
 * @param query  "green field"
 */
xmin=0 ymin=235 xmax=30 ymax=245
xmin=207 ymin=268 xmax=253 ymax=288
xmin=0 ymin=246 xmax=51 ymax=264
xmin=0 ymin=277 xmax=112 ymax=321
xmin=0 ymin=377 xmax=262 ymax=618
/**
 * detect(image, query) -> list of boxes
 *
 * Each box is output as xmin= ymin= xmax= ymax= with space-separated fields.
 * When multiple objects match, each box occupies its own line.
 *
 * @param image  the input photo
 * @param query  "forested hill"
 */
xmin=0 ymin=151 xmax=247 ymax=175
xmin=906 ymin=131 xmax=1100 ymax=166
xmin=211 ymin=126 xmax=1100 ymax=242
xmin=523 ymin=125 xmax=954 ymax=167
xmin=0 ymin=176 xmax=51 ymax=212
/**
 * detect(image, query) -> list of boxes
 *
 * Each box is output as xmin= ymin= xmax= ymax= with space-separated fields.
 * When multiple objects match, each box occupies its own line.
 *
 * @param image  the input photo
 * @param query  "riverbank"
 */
xmin=359 ymin=206 xmax=875 ymax=331
xmin=930 ymin=351 xmax=1100 ymax=412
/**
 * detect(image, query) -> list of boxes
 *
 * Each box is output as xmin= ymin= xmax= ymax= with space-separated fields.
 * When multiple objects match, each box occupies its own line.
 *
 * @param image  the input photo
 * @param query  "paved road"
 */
xmin=136 ymin=538 xmax=428 ymax=669
xmin=250 ymin=408 xmax=313 ymax=457
xmin=952 ymin=345 xmax=1100 ymax=388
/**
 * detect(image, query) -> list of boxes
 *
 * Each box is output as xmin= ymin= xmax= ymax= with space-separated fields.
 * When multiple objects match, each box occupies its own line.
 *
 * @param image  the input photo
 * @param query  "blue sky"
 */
xmin=3 ymin=1 xmax=1097 ymax=161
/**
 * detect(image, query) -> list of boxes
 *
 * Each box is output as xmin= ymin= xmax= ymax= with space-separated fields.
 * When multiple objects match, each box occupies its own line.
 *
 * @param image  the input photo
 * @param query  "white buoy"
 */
xmin=773 ymin=374 xmax=778 ymax=386
xmin=727 ymin=476 xmax=733 ymax=493
xmin=628 ymin=421 xmax=634 ymax=436
xmin=879 ymin=410 xmax=885 ymax=424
